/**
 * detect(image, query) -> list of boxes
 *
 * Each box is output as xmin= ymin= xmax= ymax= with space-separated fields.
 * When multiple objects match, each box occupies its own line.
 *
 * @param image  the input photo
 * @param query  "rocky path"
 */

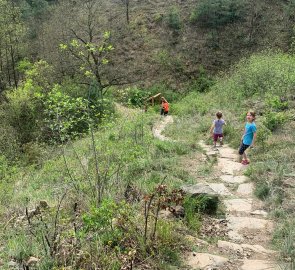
xmin=185 ymin=142 xmax=280 ymax=270
xmin=152 ymin=116 xmax=281 ymax=270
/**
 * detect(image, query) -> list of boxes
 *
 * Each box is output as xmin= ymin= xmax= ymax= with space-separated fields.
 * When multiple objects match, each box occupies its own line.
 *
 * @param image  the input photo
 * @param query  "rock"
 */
xmin=26 ymin=257 xmax=40 ymax=266
xmin=208 ymin=183 xmax=232 ymax=196
xmin=39 ymin=200 xmax=49 ymax=209
xmin=174 ymin=205 xmax=185 ymax=217
xmin=224 ymin=199 xmax=253 ymax=213
xmin=186 ymin=253 xmax=228 ymax=269
xmin=227 ymin=216 xmax=273 ymax=231
xmin=218 ymin=159 xmax=244 ymax=175
xmin=181 ymin=183 xmax=218 ymax=196
xmin=251 ymin=210 xmax=268 ymax=218
xmin=241 ymin=259 xmax=280 ymax=270
xmin=27 ymin=206 xmax=41 ymax=218
xmin=158 ymin=209 xmax=174 ymax=219
xmin=228 ymin=230 xmax=244 ymax=241
xmin=8 ymin=261 xmax=17 ymax=268
xmin=206 ymin=151 xmax=218 ymax=158
xmin=218 ymin=148 xmax=236 ymax=160
xmin=218 ymin=240 xmax=243 ymax=253
xmin=220 ymin=175 xmax=248 ymax=184
xmin=237 ymin=183 xmax=254 ymax=196
xmin=241 ymin=244 xmax=277 ymax=254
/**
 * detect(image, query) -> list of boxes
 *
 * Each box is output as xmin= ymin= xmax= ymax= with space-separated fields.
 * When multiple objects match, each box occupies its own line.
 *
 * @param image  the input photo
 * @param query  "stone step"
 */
xmin=224 ymin=199 xmax=253 ymax=213
xmin=220 ymin=175 xmax=248 ymax=184
xmin=237 ymin=183 xmax=254 ymax=196
xmin=218 ymin=159 xmax=245 ymax=175
xmin=227 ymin=216 xmax=274 ymax=241
xmin=186 ymin=252 xmax=228 ymax=269
xmin=208 ymin=183 xmax=232 ymax=196
xmin=240 ymin=259 xmax=280 ymax=270
xmin=218 ymin=240 xmax=277 ymax=255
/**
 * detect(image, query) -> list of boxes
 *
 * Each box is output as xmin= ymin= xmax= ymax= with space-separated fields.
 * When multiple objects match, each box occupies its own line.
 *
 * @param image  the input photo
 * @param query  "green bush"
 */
xmin=43 ymin=85 xmax=114 ymax=142
xmin=263 ymin=111 xmax=289 ymax=131
xmin=190 ymin=0 xmax=246 ymax=28
xmin=189 ymin=66 xmax=215 ymax=93
xmin=254 ymin=181 xmax=270 ymax=200
xmin=214 ymin=52 xmax=295 ymax=100
xmin=167 ymin=7 xmax=182 ymax=30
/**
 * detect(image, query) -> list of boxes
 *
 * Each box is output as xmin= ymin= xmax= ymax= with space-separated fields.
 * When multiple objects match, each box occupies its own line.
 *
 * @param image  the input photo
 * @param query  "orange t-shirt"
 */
xmin=162 ymin=102 xmax=169 ymax=112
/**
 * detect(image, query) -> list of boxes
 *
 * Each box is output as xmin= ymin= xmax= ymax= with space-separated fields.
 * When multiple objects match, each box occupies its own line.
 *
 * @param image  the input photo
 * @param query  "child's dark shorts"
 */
xmin=239 ymin=143 xmax=250 ymax=155
xmin=213 ymin=133 xmax=223 ymax=142
xmin=161 ymin=109 xmax=168 ymax=116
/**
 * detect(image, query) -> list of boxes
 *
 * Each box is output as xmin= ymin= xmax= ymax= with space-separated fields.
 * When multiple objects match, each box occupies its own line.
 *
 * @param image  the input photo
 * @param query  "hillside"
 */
xmin=1 ymin=0 xmax=295 ymax=269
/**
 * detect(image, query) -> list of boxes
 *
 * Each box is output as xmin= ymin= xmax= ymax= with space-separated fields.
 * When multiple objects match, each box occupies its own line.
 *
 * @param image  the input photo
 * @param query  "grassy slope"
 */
xmin=0 ymin=108 xmax=206 ymax=269
xmin=42 ymin=0 xmax=292 ymax=89
xmin=166 ymin=51 xmax=295 ymax=264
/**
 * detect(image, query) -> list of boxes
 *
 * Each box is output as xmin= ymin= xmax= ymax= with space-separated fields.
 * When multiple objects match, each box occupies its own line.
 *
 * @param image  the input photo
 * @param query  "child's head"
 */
xmin=246 ymin=111 xmax=256 ymax=122
xmin=216 ymin=111 xmax=223 ymax=119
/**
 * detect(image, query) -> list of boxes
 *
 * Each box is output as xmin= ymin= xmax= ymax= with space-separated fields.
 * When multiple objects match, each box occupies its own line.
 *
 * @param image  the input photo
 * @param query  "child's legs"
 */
xmin=219 ymin=134 xmax=223 ymax=145
xmin=213 ymin=134 xmax=218 ymax=146
xmin=238 ymin=143 xmax=250 ymax=161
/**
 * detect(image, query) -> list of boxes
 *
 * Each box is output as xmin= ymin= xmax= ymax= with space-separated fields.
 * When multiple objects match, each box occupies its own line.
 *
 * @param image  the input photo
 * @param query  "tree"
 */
xmin=122 ymin=0 xmax=130 ymax=24
xmin=0 ymin=0 xmax=25 ymax=91
xmin=58 ymin=0 xmax=132 ymax=97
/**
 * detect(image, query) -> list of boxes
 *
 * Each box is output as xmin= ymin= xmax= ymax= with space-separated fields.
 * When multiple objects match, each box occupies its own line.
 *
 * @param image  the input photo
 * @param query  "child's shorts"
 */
xmin=239 ymin=143 xmax=250 ymax=155
xmin=213 ymin=133 xmax=223 ymax=142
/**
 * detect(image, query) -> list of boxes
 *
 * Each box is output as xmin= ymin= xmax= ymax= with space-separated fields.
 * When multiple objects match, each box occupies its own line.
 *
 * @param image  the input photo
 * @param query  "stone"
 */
xmin=218 ymin=159 xmax=244 ymax=175
xmin=241 ymin=244 xmax=277 ymax=254
xmin=181 ymin=183 xmax=217 ymax=196
xmin=241 ymin=259 xmax=280 ymax=270
xmin=237 ymin=183 xmax=254 ymax=196
xmin=227 ymin=216 xmax=273 ymax=231
xmin=186 ymin=253 xmax=228 ymax=269
xmin=39 ymin=200 xmax=49 ymax=209
xmin=251 ymin=210 xmax=268 ymax=218
xmin=220 ymin=175 xmax=248 ymax=184
xmin=174 ymin=205 xmax=185 ymax=217
xmin=219 ymin=148 xmax=236 ymax=160
xmin=208 ymin=183 xmax=232 ymax=196
xmin=224 ymin=199 xmax=252 ymax=213
xmin=228 ymin=230 xmax=244 ymax=241
xmin=26 ymin=257 xmax=39 ymax=266
xmin=206 ymin=151 xmax=218 ymax=158
xmin=158 ymin=210 xmax=174 ymax=219
xmin=218 ymin=240 xmax=243 ymax=253
xmin=8 ymin=261 xmax=17 ymax=268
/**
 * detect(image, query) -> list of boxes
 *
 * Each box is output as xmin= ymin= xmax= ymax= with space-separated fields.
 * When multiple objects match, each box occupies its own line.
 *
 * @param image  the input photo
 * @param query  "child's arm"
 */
xmin=210 ymin=123 xmax=214 ymax=134
xmin=241 ymin=128 xmax=246 ymax=141
xmin=251 ymin=132 xmax=257 ymax=147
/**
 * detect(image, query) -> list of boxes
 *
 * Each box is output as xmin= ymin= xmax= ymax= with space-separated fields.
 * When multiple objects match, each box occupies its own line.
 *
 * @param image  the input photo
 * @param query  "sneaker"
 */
xmin=241 ymin=159 xmax=250 ymax=165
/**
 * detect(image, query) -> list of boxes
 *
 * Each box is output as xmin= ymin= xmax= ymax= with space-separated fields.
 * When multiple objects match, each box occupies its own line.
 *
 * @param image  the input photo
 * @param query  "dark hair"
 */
xmin=216 ymin=111 xmax=222 ymax=119
xmin=248 ymin=110 xmax=256 ymax=119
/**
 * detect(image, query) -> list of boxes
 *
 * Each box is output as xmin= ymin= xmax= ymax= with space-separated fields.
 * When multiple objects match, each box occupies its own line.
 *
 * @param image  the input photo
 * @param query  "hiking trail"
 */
xmin=153 ymin=116 xmax=281 ymax=270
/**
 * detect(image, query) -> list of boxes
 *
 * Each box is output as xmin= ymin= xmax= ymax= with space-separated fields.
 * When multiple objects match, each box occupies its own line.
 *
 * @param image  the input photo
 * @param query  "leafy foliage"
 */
xmin=167 ymin=7 xmax=182 ymax=30
xmin=190 ymin=0 xmax=246 ymax=28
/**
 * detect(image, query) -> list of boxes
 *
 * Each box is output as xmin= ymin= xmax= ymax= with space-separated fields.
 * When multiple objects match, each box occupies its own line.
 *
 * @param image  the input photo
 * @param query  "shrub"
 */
xmin=254 ymin=181 xmax=270 ymax=200
xmin=191 ymin=0 xmax=246 ymax=28
xmin=167 ymin=7 xmax=182 ymax=30
xmin=183 ymin=195 xmax=219 ymax=230
xmin=263 ymin=111 xmax=289 ymax=131
xmin=213 ymin=52 xmax=295 ymax=101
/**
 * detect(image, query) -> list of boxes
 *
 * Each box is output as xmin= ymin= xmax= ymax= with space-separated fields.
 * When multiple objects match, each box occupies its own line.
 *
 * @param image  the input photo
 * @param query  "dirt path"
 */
xmin=152 ymin=115 xmax=174 ymax=141
xmin=152 ymin=116 xmax=282 ymax=270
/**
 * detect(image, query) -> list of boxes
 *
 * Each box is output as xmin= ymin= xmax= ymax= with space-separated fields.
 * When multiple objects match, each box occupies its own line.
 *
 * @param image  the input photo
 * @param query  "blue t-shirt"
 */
xmin=243 ymin=122 xmax=257 ymax=146
xmin=213 ymin=119 xmax=225 ymax=134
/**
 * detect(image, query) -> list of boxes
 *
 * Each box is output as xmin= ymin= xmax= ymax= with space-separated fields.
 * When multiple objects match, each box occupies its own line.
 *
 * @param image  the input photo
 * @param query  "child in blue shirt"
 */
xmin=239 ymin=111 xmax=257 ymax=165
